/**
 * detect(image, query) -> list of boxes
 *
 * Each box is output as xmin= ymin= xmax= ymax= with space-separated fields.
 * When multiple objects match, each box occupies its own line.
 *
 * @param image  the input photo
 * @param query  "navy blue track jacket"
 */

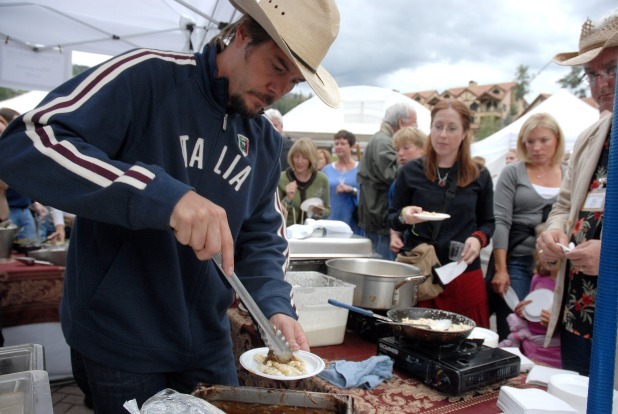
xmin=0 ymin=44 xmax=294 ymax=373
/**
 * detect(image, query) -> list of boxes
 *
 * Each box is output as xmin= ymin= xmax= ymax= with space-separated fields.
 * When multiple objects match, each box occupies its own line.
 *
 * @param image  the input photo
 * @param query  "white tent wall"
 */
xmin=282 ymin=85 xmax=431 ymax=149
xmin=0 ymin=0 xmax=239 ymax=90
xmin=472 ymin=89 xmax=599 ymax=180
xmin=0 ymin=91 xmax=48 ymax=115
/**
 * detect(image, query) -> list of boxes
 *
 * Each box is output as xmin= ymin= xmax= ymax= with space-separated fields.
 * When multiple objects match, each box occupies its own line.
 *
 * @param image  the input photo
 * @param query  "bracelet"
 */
xmin=398 ymin=207 xmax=406 ymax=224
xmin=471 ymin=231 xmax=487 ymax=248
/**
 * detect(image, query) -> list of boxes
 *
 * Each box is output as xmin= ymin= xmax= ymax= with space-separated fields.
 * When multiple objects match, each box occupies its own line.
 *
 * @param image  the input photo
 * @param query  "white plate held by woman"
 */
xmin=239 ymin=347 xmax=325 ymax=380
xmin=503 ymin=286 xmax=520 ymax=312
xmin=413 ymin=212 xmax=450 ymax=221
xmin=300 ymin=197 xmax=323 ymax=212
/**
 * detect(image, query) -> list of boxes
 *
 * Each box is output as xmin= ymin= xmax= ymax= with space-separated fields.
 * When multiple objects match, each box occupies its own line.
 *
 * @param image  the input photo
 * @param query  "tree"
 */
xmin=557 ymin=67 xmax=587 ymax=98
xmin=513 ymin=64 xmax=530 ymax=101
xmin=475 ymin=116 xmax=502 ymax=140
xmin=269 ymin=91 xmax=312 ymax=115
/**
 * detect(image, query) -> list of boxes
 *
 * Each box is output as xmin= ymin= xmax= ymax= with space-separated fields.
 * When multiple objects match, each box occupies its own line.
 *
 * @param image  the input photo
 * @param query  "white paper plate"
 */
xmin=469 ymin=327 xmax=499 ymax=347
xmin=300 ymin=197 xmax=323 ymax=212
xmin=501 ymin=347 xmax=535 ymax=371
xmin=523 ymin=288 xmax=554 ymax=322
xmin=435 ymin=261 xmax=468 ymax=285
xmin=413 ymin=212 xmax=450 ymax=221
xmin=503 ymin=286 xmax=520 ymax=312
xmin=239 ymin=347 xmax=325 ymax=380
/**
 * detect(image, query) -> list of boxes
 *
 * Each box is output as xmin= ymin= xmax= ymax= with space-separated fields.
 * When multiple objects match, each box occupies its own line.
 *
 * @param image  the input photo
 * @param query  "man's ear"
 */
xmin=235 ymin=23 xmax=249 ymax=45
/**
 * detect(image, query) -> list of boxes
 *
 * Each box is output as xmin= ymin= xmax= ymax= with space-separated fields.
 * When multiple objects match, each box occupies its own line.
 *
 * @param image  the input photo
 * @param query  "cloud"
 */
xmin=317 ymin=0 xmax=615 ymax=101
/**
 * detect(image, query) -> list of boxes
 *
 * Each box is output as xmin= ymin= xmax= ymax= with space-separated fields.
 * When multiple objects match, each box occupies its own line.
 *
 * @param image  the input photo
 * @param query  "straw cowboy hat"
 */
xmin=229 ymin=0 xmax=340 ymax=108
xmin=554 ymin=9 xmax=618 ymax=66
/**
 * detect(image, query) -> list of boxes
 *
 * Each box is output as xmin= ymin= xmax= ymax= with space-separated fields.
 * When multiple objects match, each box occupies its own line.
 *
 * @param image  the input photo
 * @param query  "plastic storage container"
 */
xmin=0 ymin=344 xmax=45 ymax=375
xmin=0 ymin=370 xmax=53 ymax=413
xmin=285 ymin=271 xmax=355 ymax=347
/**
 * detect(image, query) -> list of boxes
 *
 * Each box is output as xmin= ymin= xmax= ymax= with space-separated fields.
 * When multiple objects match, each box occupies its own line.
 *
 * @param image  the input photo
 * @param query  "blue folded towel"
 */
xmin=318 ymin=355 xmax=394 ymax=389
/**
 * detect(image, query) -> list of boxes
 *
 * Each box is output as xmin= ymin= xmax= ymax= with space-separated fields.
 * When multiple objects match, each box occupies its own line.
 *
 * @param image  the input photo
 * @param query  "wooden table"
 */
xmin=228 ymin=307 xmax=532 ymax=413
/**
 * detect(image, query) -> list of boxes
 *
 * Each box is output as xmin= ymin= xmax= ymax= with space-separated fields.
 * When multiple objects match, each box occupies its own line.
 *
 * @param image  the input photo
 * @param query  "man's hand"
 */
xmin=565 ymin=240 xmax=601 ymax=276
xmin=536 ymin=229 xmax=568 ymax=268
xmin=170 ymin=191 xmax=234 ymax=274
xmin=270 ymin=313 xmax=309 ymax=352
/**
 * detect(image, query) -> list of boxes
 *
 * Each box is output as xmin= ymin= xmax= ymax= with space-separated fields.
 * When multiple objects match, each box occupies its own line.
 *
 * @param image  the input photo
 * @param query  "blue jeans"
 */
xmin=9 ymin=207 xmax=37 ymax=242
xmin=493 ymin=255 xmax=534 ymax=340
xmin=365 ymin=231 xmax=395 ymax=260
xmin=560 ymin=329 xmax=592 ymax=376
xmin=71 ymin=348 xmax=238 ymax=411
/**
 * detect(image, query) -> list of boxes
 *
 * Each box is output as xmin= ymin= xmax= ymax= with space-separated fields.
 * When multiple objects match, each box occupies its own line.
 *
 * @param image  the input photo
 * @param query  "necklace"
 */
xmin=437 ymin=167 xmax=449 ymax=187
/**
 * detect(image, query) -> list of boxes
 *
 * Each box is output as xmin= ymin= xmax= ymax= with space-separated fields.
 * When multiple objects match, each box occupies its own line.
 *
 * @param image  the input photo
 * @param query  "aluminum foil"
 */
xmin=124 ymin=389 xmax=225 ymax=414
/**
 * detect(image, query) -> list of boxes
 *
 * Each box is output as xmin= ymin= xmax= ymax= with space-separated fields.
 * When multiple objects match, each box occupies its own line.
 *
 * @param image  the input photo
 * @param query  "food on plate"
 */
xmin=253 ymin=351 xmax=308 ymax=377
xmin=401 ymin=317 xmax=470 ymax=332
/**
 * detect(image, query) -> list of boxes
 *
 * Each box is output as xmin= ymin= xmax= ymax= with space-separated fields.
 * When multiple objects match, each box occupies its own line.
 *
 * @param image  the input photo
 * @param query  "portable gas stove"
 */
xmin=377 ymin=336 xmax=520 ymax=395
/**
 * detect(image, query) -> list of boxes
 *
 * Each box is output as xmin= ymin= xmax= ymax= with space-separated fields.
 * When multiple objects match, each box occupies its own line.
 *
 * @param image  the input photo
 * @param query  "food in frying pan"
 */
xmin=401 ymin=317 xmax=470 ymax=332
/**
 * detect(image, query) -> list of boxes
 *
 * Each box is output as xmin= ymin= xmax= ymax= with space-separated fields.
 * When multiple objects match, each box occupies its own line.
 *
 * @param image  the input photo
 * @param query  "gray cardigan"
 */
xmin=493 ymin=161 xmax=562 ymax=256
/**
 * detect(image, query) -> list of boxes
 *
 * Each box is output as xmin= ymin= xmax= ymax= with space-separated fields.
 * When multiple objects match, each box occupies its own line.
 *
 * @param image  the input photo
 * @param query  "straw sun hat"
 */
xmin=554 ymin=9 xmax=618 ymax=66
xmin=229 ymin=0 xmax=341 ymax=108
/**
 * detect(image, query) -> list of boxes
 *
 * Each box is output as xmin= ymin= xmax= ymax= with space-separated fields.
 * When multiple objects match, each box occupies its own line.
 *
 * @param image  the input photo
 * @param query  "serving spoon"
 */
xmin=327 ymin=299 xmax=452 ymax=330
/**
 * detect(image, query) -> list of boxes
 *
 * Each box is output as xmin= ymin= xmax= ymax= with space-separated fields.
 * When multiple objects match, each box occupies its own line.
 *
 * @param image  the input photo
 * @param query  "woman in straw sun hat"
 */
xmin=0 ymin=0 xmax=341 ymax=410
xmin=537 ymin=8 xmax=617 ymax=375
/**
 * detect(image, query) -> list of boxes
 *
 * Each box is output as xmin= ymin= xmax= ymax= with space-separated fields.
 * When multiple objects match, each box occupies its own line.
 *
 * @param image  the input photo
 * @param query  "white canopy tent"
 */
xmin=282 ymin=85 xmax=431 ymax=147
xmin=0 ymin=91 xmax=47 ymax=114
xmin=472 ymin=88 xmax=599 ymax=179
xmin=0 ymin=0 xmax=239 ymax=90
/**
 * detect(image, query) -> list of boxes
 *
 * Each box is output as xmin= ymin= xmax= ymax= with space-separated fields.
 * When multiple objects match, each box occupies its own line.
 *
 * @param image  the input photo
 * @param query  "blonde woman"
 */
xmin=279 ymin=137 xmax=330 ymax=226
xmin=490 ymin=113 xmax=565 ymax=340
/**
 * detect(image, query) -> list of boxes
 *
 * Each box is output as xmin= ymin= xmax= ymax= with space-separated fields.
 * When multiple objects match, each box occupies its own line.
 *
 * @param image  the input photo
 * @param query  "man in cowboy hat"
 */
xmin=537 ymin=8 xmax=617 ymax=376
xmin=0 ymin=0 xmax=340 ymax=409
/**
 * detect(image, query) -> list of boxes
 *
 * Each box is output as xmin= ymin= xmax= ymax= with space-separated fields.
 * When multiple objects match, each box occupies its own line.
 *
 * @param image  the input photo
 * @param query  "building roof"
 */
xmin=405 ymin=81 xmax=517 ymax=100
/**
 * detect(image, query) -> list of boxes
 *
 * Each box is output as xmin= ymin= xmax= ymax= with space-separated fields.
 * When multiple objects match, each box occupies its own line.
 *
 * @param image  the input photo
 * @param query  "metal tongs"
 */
xmin=212 ymin=253 xmax=293 ymax=363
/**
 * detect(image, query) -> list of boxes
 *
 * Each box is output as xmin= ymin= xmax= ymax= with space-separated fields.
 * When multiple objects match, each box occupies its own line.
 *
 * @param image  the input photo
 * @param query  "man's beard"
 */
xmin=229 ymin=92 xmax=274 ymax=118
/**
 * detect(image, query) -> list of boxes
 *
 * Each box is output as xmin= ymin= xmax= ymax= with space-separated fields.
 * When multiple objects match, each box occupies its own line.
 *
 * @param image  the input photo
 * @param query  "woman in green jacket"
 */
xmin=279 ymin=138 xmax=330 ymax=226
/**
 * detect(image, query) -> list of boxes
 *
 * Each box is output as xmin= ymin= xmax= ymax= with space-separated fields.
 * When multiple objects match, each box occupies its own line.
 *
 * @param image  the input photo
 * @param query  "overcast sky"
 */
xmin=74 ymin=0 xmax=615 ymax=103
xmin=311 ymin=0 xmax=615 ymax=102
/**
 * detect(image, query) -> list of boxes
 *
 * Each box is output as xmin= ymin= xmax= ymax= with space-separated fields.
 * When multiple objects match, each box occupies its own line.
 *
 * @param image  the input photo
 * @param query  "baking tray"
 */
xmin=193 ymin=384 xmax=354 ymax=413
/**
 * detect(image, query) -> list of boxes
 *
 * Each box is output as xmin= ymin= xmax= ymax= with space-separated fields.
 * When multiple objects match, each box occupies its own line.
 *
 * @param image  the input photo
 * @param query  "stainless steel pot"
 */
xmin=325 ymin=258 xmax=427 ymax=310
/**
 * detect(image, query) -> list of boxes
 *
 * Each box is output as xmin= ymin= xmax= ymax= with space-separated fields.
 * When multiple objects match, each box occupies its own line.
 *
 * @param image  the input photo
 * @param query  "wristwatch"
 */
xmin=398 ymin=208 xmax=406 ymax=224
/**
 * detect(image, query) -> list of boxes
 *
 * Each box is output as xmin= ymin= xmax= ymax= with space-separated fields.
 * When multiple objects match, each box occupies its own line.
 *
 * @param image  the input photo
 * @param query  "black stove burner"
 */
xmin=405 ymin=336 xmax=485 ymax=358
xmin=378 ymin=336 xmax=520 ymax=395
xmin=346 ymin=310 xmax=394 ymax=342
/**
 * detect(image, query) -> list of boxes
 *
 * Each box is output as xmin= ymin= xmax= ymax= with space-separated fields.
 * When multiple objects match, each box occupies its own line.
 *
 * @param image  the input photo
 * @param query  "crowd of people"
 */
xmin=266 ymin=7 xmax=617 ymax=376
xmin=0 ymin=0 xmax=615 ymax=406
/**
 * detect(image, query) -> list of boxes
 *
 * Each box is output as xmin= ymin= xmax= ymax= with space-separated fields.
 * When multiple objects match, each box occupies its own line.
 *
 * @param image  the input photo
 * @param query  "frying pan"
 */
xmin=386 ymin=307 xmax=476 ymax=345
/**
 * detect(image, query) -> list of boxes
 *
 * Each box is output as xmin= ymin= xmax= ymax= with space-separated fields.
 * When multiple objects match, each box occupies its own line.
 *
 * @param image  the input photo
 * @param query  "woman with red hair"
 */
xmin=389 ymin=99 xmax=494 ymax=327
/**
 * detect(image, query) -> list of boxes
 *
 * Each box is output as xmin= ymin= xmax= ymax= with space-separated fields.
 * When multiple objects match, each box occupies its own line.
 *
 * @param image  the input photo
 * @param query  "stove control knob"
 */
xmin=433 ymin=369 xmax=451 ymax=391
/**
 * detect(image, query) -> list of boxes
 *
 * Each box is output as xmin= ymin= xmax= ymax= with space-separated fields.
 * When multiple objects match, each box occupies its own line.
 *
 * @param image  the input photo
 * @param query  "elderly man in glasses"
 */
xmin=536 ymin=9 xmax=617 ymax=376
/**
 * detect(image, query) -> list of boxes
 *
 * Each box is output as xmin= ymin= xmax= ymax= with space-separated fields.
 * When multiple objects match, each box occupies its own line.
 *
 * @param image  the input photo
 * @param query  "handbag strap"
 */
xmin=430 ymin=165 xmax=458 ymax=243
